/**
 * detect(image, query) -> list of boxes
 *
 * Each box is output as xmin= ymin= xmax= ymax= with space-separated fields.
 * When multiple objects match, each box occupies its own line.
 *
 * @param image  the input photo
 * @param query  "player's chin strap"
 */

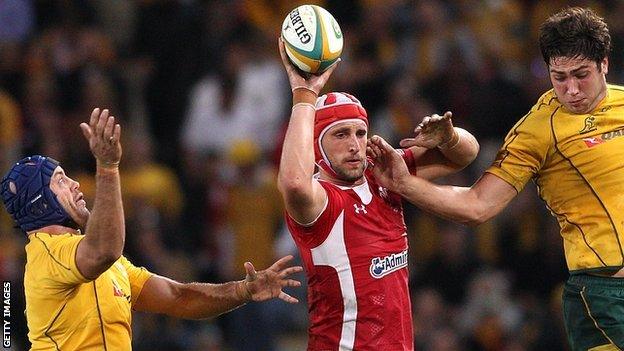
xmin=1 ymin=155 xmax=79 ymax=233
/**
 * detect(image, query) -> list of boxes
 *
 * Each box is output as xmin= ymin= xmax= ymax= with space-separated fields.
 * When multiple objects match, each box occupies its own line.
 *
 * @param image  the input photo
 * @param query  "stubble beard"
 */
xmin=334 ymin=163 xmax=366 ymax=183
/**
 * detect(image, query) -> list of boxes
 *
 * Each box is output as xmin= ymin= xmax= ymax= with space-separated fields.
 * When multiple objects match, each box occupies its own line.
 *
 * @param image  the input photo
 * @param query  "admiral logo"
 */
xmin=370 ymin=250 xmax=408 ymax=279
xmin=289 ymin=9 xmax=311 ymax=44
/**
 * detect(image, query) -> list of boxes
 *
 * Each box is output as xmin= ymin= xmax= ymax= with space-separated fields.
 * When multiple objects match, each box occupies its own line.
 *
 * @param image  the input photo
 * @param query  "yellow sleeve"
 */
xmin=119 ymin=256 xmax=153 ymax=308
xmin=30 ymin=233 xmax=90 ymax=286
xmin=485 ymin=96 xmax=554 ymax=192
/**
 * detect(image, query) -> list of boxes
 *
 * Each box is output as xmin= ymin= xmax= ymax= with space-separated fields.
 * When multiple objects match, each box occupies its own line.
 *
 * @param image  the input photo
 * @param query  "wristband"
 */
xmin=97 ymin=160 xmax=120 ymax=169
xmin=437 ymin=129 xmax=461 ymax=150
xmin=292 ymin=102 xmax=316 ymax=111
xmin=399 ymin=148 xmax=416 ymax=168
xmin=292 ymin=86 xmax=318 ymax=96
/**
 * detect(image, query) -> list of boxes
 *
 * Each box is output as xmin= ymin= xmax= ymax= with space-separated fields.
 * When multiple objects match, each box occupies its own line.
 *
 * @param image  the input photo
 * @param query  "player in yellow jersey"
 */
xmin=0 ymin=108 xmax=302 ymax=350
xmin=366 ymin=7 xmax=624 ymax=351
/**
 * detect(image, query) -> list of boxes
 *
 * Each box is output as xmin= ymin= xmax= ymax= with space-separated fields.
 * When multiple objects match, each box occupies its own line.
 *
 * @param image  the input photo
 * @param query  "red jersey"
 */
xmin=286 ymin=170 xmax=413 ymax=351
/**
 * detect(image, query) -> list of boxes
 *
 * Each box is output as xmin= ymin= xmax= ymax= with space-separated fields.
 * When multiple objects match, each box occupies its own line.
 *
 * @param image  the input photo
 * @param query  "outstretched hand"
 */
xmin=241 ymin=255 xmax=303 ymax=304
xmin=367 ymin=135 xmax=411 ymax=193
xmin=399 ymin=111 xmax=455 ymax=149
xmin=278 ymin=37 xmax=339 ymax=96
xmin=79 ymin=108 xmax=122 ymax=168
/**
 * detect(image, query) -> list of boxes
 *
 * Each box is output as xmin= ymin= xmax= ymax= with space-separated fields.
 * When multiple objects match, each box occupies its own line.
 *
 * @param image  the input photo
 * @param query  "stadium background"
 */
xmin=1 ymin=1 xmax=624 ymax=350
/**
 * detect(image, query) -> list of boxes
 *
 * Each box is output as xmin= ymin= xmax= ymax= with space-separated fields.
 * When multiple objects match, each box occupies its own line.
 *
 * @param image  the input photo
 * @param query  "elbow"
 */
xmin=277 ymin=172 xmax=309 ymax=197
xmin=459 ymin=207 xmax=491 ymax=227
xmin=96 ymin=250 xmax=123 ymax=267
xmin=96 ymin=239 xmax=125 ymax=266
xmin=453 ymin=130 xmax=480 ymax=168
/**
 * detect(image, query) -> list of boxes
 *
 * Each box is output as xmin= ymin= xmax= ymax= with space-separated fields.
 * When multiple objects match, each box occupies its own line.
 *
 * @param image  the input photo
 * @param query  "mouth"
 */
xmin=345 ymin=159 xmax=362 ymax=168
xmin=76 ymin=193 xmax=86 ymax=206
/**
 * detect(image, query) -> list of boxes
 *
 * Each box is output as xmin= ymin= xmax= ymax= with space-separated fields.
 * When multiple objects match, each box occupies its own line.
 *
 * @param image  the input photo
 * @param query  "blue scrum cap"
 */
xmin=1 ymin=155 xmax=78 ymax=232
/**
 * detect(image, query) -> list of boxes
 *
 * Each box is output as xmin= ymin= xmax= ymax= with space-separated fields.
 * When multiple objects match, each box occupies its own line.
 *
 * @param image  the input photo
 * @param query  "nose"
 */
xmin=348 ymin=134 xmax=359 ymax=152
xmin=567 ymin=78 xmax=580 ymax=96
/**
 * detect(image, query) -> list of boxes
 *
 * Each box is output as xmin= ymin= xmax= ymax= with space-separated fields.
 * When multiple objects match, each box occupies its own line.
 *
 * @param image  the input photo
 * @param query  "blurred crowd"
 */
xmin=2 ymin=0 xmax=624 ymax=350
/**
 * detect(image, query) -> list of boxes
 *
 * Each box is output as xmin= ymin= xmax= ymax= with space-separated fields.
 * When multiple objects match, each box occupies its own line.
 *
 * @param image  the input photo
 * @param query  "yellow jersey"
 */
xmin=24 ymin=233 xmax=153 ymax=350
xmin=486 ymin=84 xmax=624 ymax=273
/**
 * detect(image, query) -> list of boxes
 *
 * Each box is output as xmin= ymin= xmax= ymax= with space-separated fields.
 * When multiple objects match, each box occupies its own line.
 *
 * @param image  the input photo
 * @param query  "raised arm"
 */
xmin=75 ymin=108 xmax=124 ymax=279
xmin=398 ymin=112 xmax=479 ymax=180
xmin=368 ymin=135 xmax=516 ymax=226
xmin=134 ymin=255 xmax=303 ymax=319
xmin=276 ymin=38 xmax=338 ymax=224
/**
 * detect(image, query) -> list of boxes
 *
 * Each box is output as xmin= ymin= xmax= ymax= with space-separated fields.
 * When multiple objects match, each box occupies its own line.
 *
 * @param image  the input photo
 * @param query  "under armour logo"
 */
xmin=354 ymin=204 xmax=367 ymax=214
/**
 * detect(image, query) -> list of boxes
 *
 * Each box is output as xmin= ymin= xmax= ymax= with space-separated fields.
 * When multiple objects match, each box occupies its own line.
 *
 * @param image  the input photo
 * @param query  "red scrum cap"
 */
xmin=314 ymin=92 xmax=368 ymax=176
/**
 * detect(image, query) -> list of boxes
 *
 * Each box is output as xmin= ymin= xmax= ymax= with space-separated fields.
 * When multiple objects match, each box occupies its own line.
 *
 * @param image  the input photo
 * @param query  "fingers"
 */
xmin=399 ymin=138 xmax=416 ymax=148
xmin=112 ymin=124 xmax=121 ymax=144
xmin=80 ymin=123 xmax=92 ymax=141
xmin=366 ymin=146 xmax=378 ymax=159
xmin=104 ymin=114 xmax=115 ymax=140
xmin=270 ymin=255 xmax=294 ymax=271
xmin=368 ymin=137 xmax=384 ymax=159
xmin=95 ymin=109 xmax=109 ymax=139
xmin=281 ymin=279 xmax=301 ymax=287
xmin=278 ymin=37 xmax=298 ymax=78
xmin=278 ymin=291 xmax=299 ymax=304
xmin=370 ymin=135 xmax=394 ymax=154
xmin=318 ymin=57 xmax=340 ymax=81
xmin=366 ymin=139 xmax=378 ymax=157
xmin=420 ymin=116 xmax=431 ymax=126
xmin=244 ymin=262 xmax=257 ymax=280
xmin=279 ymin=266 xmax=303 ymax=278
xmin=278 ymin=37 xmax=290 ymax=69
xmin=89 ymin=108 xmax=100 ymax=126
xmin=417 ymin=113 xmax=451 ymax=129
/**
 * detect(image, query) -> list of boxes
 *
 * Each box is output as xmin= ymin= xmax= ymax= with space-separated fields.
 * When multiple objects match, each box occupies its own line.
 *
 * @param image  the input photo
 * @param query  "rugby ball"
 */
xmin=281 ymin=5 xmax=343 ymax=74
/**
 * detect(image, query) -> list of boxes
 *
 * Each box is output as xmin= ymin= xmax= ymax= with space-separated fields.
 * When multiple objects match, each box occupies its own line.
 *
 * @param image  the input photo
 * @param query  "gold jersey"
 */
xmin=24 ymin=233 xmax=152 ymax=350
xmin=486 ymin=84 xmax=624 ymax=273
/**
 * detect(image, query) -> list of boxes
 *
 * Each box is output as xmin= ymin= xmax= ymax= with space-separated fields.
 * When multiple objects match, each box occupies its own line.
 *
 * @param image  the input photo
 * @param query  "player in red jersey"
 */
xmin=277 ymin=39 xmax=480 ymax=350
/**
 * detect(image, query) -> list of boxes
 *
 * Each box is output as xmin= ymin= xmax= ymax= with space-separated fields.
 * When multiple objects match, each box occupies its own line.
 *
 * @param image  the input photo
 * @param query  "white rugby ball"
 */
xmin=281 ymin=5 xmax=343 ymax=74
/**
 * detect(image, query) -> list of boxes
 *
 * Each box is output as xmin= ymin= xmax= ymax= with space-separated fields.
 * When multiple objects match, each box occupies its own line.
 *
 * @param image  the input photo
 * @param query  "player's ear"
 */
xmin=601 ymin=57 xmax=608 ymax=74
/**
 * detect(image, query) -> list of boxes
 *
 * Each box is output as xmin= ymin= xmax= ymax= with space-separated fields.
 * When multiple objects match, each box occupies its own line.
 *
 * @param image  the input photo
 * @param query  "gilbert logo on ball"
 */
xmin=281 ymin=5 xmax=343 ymax=74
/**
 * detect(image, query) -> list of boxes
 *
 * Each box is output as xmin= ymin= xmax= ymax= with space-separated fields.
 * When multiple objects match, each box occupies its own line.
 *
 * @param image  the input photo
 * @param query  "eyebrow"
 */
xmin=332 ymin=126 xmax=367 ymax=133
xmin=550 ymin=65 xmax=590 ymax=75
xmin=331 ymin=126 xmax=353 ymax=134
xmin=52 ymin=170 xmax=64 ymax=179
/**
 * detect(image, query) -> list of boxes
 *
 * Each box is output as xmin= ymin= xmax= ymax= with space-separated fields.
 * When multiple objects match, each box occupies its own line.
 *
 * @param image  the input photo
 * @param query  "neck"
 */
xmin=28 ymin=224 xmax=81 ymax=236
xmin=319 ymin=170 xmax=366 ymax=187
xmin=588 ymin=81 xmax=608 ymax=112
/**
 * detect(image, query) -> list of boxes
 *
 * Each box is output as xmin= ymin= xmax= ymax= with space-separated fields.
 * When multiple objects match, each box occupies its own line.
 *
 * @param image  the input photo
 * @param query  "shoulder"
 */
xmin=505 ymin=89 xmax=559 ymax=139
xmin=607 ymin=84 xmax=624 ymax=102
xmin=532 ymin=89 xmax=560 ymax=112
xmin=27 ymin=232 xmax=83 ymax=251
xmin=317 ymin=178 xmax=344 ymax=198
xmin=526 ymin=89 xmax=561 ymax=124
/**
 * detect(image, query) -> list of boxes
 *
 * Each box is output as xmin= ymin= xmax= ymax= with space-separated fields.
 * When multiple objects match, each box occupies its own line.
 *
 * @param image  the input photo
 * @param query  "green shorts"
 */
xmin=563 ymin=274 xmax=624 ymax=351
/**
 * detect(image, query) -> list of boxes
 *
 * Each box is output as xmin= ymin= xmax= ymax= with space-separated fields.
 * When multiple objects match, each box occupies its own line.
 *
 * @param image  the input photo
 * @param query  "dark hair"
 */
xmin=539 ymin=7 xmax=611 ymax=68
